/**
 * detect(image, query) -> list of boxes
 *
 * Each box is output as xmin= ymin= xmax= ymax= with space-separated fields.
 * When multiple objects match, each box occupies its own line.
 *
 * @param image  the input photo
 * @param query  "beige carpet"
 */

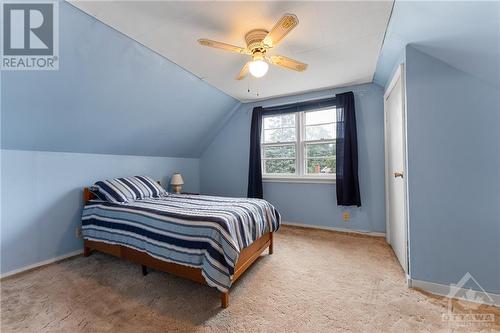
xmin=1 ymin=226 xmax=498 ymax=332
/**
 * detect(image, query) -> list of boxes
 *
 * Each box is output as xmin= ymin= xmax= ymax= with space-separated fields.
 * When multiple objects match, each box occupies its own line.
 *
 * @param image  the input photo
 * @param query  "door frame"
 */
xmin=383 ymin=63 xmax=410 ymax=276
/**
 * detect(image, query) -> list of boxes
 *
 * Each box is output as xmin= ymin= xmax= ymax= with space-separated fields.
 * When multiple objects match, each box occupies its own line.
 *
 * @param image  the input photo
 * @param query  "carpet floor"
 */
xmin=1 ymin=226 xmax=498 ymax=332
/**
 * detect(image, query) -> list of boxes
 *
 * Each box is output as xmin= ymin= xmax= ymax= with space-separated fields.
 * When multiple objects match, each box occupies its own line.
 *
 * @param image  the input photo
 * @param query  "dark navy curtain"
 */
xmin=336 ymin=92 xmax=361 ymax=206
xmin=247 ymin=107 xmax=264 ymax=198
xmin=247 ymin=97 xmax=337 ymax=199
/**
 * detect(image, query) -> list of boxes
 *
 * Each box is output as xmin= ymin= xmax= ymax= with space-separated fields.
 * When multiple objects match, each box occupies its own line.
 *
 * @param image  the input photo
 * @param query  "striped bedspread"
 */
xmin=81 ymin=194 xmax=281 ymax=292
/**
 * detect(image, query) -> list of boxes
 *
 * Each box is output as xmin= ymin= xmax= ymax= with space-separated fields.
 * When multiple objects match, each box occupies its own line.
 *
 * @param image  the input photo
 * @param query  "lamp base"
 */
xmin=172 ymin=185 xmax=182 ymax=194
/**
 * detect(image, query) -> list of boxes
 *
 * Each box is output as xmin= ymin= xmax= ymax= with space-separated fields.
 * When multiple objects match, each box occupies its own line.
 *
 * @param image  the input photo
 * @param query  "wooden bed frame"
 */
xmin=82 ymin=187 xmax=273 ymax=308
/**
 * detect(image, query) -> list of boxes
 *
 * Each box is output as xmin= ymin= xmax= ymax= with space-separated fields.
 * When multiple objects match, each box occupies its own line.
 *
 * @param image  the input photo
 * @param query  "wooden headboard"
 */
xmin=83 ymin=181 xmax=162 ymax=205
xmin=83 ymin=187 xmax=95 ymax=205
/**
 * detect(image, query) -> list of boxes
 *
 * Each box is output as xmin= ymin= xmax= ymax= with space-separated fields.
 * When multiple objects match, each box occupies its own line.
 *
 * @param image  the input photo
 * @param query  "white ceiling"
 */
xmin=70 ymin=1 xmax=393 ymax=102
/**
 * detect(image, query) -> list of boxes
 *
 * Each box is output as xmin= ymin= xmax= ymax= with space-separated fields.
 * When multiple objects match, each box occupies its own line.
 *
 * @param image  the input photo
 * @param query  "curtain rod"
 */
xmin=260 ymin=94 xmax=336 ymax=110
xmin=256 ymin=94 xmax=336 ymax=109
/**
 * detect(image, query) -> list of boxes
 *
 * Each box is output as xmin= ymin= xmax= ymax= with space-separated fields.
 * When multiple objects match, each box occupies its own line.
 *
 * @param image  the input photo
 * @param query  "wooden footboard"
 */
xmin=83 ymin=232 xmax=273 ymax=308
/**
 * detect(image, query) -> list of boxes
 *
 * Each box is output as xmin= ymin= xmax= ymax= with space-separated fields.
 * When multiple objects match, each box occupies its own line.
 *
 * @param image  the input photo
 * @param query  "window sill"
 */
xmin=263 ymin=176 xmax=336 ymax=184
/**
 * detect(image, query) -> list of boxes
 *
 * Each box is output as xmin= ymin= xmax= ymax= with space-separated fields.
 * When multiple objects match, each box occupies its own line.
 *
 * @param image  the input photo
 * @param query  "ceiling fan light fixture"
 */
xmin=198 ymin=13 xmax=305 ymax=80
xmin=249 ymin=59 xmax=268 ymax=78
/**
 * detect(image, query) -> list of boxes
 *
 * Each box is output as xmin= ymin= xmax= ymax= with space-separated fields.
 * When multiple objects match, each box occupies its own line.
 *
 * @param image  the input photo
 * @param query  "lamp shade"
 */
xmin=170 ymin=173 xmax=184 ymax=185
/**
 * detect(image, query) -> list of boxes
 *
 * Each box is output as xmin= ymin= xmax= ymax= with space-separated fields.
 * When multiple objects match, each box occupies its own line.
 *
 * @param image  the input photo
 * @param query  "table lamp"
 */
xmin=170 ymin=173 xmax=184 ymax=194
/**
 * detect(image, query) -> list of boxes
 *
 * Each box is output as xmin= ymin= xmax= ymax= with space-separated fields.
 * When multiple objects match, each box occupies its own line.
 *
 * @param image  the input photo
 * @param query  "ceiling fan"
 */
xmin=198 ymin=14 xmax=308 ymax=80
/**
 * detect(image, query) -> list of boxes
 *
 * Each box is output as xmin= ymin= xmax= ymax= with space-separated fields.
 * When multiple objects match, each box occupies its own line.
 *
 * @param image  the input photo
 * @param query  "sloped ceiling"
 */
xmin=69 ymin=1 xmax=393 ymax=102
xmin=1 ymin=2 xmax=239 ymax=158
xmin=374 ymin=1 xmax=500 ymax=88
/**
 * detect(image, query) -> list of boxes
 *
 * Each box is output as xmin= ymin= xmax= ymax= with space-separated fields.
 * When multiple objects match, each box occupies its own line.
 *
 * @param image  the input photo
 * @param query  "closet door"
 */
xmin=384 ymin=64 xmax=408 ymax=273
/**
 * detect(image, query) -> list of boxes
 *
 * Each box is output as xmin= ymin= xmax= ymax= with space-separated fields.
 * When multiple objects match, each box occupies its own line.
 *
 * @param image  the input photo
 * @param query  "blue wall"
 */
xmin=0 ymin=2 xmax=226 ymax=275
xmin=375 ymin=1 xmax=500 ymax=294
xmin=0 ymin=149 xmax=199 ymax=275
xmin=201 ymin=84 xmax=386 ymax=233
xmin=405 ymin=45 xmax=500 ymax=293
xmin=1 ymin=2 xmax=238 ymax=158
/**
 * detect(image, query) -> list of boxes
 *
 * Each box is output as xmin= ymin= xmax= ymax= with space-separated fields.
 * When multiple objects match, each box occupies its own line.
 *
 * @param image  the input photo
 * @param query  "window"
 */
xmin=261 ymin=108 xmax=336 ymax=182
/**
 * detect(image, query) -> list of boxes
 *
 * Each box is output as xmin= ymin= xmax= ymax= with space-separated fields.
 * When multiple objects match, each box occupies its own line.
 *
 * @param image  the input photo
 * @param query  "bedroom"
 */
xmin=1 ymin=0 xmax=499 ymax=332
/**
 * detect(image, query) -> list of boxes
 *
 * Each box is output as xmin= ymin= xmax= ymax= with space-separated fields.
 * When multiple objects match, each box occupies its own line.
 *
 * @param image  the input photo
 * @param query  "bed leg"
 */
xmin=83 ymin=246 xmax=91 ymax=257
xmin=269 ymin=232 xmax=274 ymax=255
xmin=141 ymin=265 xmax=148 ymax=276
xmin=221 ymin=292 xmax=229 ymax=308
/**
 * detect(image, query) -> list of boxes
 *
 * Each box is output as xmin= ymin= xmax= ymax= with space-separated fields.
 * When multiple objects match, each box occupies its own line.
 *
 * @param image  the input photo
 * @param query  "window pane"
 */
xmin=281 ymin=128 xmax=296 ymax=141
xmin=265 ymin=159 xmax=296 ymax=174
xmin=264 ymin=128 xmax=296 ymax=143
xmin=305 ymin=123 xmax=335 ymax=141
xmin=305 ymin=109 xmax=335 ymax=125
xmin=264 ymin=129 xmax=279 ymax=142
xmin=306 ymin=142 xmax=335 ymax=158
xmin=281 ymin=114 xmax=295 ymax=127
xmin=306 ymin=158 xmax=335 ymax=174
xmin=263 ymin=114 xmax=295 ymax=129
xmin=263 ymin=115 xmax=281 ymax=129
xmin=263 ymin=145 xmax=295 ymax=158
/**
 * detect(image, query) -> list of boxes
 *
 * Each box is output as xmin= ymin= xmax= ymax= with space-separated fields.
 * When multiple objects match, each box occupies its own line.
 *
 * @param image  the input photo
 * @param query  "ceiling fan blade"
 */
xmin=235 ymin=62 xmax=249 ymax=80
xmin=198 ymin=39 xmax=249 ymax=54
xmin=262 ymin=14 xmax=299 ymax=47
xmin=269 ymin=55 xmax=308 ymax=72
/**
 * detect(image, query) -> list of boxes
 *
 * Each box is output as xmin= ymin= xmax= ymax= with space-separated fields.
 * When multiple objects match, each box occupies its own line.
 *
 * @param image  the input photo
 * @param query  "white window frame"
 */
xmin=261 ymin=108 xmax=336 ymax=184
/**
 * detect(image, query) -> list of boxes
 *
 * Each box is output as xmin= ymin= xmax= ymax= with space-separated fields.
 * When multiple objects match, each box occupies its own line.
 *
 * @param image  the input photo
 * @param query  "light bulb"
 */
xmin=249 ymin=60 xmax=269 ymax=78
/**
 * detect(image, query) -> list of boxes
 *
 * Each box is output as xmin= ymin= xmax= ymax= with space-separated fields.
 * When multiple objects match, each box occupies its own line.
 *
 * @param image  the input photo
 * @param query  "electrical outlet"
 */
xmin=75 ymin=227 xmax=82 ymax=239
xmin=343 ymin=212 xmax=350 ymax=222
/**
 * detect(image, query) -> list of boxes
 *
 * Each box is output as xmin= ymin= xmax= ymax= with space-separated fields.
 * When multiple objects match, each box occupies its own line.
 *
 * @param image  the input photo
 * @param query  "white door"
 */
xmin=384 ymin=64 xmax=408 ymax=273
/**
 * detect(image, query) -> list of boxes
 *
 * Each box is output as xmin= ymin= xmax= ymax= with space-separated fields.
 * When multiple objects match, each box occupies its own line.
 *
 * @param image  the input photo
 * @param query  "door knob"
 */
xmin=394 ymin=171 xmax=404 ymax=178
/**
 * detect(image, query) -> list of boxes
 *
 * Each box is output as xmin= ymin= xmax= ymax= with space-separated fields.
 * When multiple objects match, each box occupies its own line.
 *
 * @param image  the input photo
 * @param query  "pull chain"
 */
xmin=247 ymin=78 xmax=260 ymax=97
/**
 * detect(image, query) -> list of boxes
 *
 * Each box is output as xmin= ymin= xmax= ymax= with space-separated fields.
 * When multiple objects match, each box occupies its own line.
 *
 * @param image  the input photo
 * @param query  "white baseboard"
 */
xmin=410 ymin=278 xmax=500 ymax=307
xmin=0 ymin=249 xmax=83 ymax=279
xmin=282 ymin=221 xmax=386 ymax=237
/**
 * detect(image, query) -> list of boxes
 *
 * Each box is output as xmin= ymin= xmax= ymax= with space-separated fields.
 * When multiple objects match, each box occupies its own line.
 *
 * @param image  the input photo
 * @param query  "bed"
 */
xmin=81 ymin=185 xmax=281 ymax=308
